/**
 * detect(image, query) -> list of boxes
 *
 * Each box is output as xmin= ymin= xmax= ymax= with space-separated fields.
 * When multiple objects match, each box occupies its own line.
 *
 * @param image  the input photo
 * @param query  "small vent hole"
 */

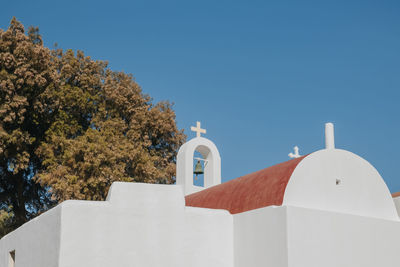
xmin=9 ymin=250 xmax=15 ymax=267
xmin=336 ymin=179 xmax=341 ymax=185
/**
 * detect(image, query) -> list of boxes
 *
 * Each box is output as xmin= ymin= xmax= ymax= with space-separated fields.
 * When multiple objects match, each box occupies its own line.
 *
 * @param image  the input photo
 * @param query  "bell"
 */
xmin=194 ymin=160 xmax=204 ymax=179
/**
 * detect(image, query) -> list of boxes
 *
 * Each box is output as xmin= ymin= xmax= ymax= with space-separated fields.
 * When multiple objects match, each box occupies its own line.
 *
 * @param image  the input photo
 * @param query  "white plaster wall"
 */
xmin=0 ymin=182 xmax=234 ymax=267
xmin=286 ymin=206 xmax=400 ymax=267
xmin=183 ymin=207 xmax=233 ymax=267
xmin=58 ymin=183 xmax=185 ymax=267
xmin=393 ymin=196 xmax=400 ymax=217
xmin=0 ymin=205 xmax=62 ymax=267
xmin=3 ymin=180 xmax=400 ymax=267
xmin=57 ymin=182 xmax=233 ymax=267
xmin=233 ymin=206 xmax=288 ymax=267
xmin=283 ymin=149 xmax=399 ymax=221
xmin=233 ymin=204 xmax=400 ymax=267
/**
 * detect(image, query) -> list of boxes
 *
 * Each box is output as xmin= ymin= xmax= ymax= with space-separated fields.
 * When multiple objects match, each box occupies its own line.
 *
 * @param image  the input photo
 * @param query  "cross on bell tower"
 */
xmin=191 ymin=121 xmax=206 ymax=138
xmin=177 ymin=121 xmax=221 ymax=195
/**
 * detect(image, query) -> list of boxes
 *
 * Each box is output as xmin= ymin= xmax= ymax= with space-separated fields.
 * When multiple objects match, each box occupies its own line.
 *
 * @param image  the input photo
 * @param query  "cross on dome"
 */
xmin=288 ymin=146 xmax=301 ymax=158
xmin=191 ymin=121 xmax=206 ymax=138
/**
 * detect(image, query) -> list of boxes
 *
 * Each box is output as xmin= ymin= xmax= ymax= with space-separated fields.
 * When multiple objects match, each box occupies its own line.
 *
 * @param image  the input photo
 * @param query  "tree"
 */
xmin=0 ymin=18 xmax=57 ymax=232
xmin=0 ymin=18 xmax=185 ymax=236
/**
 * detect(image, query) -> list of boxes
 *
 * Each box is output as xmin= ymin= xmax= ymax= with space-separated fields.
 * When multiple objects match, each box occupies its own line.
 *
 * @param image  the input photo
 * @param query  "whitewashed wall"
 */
xmin=0 ymin=182 xmax=233 ymax=267
xmin=0 ymin=205 xmax=62 ymax=267
xmin=234 ymin=206 xmax=288 ymax=267
xmin=183 ymin=207 xmax=233 ymax=267
xmin=286 ymin=206 xmax=400 ymax=267
xmin=234 ymin=204 xmax=400 ymax=267
xmin=393 ymin=196 xmax=400 ymax=217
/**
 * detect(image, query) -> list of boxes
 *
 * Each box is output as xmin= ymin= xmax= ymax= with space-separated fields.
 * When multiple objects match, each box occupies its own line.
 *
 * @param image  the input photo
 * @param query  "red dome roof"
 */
xmin=185 ymin=156 xmax=307 ymax=214
xmin=392 ymin=192 xmax=400 ymax=198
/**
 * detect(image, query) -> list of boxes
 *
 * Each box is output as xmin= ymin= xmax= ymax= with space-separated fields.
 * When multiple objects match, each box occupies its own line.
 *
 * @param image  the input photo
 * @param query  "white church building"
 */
xmin=1 ymin=122 xmax=400 ymax=267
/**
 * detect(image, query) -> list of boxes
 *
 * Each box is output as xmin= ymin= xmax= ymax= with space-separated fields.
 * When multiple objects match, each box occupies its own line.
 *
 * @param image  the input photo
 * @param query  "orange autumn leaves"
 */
xmin=0 ymin=18 xmax=185 ymax=233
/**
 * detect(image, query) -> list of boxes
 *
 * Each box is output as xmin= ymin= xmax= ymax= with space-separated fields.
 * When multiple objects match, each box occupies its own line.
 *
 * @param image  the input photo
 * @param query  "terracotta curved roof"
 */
xmin=392 ymin=192 xmax=400 ymax=198
xmin=185 ymin=155 xmax=307 ymax=214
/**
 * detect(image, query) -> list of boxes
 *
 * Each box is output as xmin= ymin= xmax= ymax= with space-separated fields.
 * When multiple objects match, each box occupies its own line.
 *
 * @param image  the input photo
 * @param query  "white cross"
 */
xmin=191 ymin=121 xmax=206 ymax=138
xmin=288 ymin=146 xmax=301 ymax=158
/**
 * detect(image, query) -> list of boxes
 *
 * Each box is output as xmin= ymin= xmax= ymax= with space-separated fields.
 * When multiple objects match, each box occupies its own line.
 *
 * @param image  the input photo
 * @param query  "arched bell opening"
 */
xmin=192 ymin=144 xmax=216 ymax=189
xmin=193 ymin=150 xmax=205 ymax=187
xmin=176 ymin=137 xmax=221 ymax=195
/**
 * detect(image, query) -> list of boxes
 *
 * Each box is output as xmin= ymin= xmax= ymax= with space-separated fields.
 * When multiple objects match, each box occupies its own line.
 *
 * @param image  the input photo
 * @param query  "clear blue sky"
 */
xmin=2 ymin=0 xmax=400 ymax=192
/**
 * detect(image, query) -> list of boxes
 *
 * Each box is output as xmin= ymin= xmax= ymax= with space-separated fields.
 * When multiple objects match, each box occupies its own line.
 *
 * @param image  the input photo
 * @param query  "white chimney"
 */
xmin=325 ymin=122 xmax=335 ymax=149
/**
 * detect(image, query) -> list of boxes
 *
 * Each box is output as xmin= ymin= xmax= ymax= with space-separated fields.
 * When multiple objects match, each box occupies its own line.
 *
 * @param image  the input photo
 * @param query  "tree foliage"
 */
xmin=0 ymin=18 xmax=185 ymax=236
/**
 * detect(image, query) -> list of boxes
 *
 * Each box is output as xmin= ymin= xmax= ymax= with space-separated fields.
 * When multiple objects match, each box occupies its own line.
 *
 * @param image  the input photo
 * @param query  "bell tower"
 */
xmin=176 ymin=121 xmax=221 ymax=195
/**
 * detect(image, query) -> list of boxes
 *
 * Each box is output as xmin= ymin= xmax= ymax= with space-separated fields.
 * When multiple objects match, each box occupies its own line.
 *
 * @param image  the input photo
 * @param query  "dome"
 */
xmin=185 ymin=149 xmax=399 ymax=221
xmin=185 ymin=156 xmax=305 ymax=214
